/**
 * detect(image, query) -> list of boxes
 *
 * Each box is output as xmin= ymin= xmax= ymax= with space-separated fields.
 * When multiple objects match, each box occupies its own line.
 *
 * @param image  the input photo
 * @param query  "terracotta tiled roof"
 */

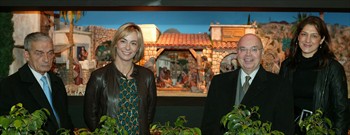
xmin=212 ymin=41 xmax=237 ymax=50
xmin=145 ymin=33 xmax=211 ymax=49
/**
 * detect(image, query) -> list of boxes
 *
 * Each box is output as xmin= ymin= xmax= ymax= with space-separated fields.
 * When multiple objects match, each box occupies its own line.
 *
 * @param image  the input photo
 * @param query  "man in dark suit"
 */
xmin=0 ymin=32 xmax=74 ymax=134
xmin=201 ymin=34 xmax=294 ymax=135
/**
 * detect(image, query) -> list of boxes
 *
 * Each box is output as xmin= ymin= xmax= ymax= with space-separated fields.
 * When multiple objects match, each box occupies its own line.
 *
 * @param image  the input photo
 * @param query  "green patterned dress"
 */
xmin=116 ymin=78 xmax=140 ymax=135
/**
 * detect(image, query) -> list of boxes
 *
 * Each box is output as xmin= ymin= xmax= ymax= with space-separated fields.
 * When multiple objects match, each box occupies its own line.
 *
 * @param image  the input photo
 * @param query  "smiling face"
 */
xmin=237 ymin=34 xmax=263 ymax=75
xmin=24 ymin=40 xmax=55 ymax=75
xmin=115 ymin=31 xmax=139 ymax=63
xmin=298 ymin=24 xmax=325 ymax=58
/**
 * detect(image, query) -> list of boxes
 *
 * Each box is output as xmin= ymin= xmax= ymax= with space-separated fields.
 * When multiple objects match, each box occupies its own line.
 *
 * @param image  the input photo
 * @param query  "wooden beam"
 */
xmin=189 ymin=48 xmax=197 ymax=60
xmin=156 ymin=48 xmax=165 ymax=57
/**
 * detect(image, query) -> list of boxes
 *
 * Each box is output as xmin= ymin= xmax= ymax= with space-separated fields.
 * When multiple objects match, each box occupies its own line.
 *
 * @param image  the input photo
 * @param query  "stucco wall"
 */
xmin=9 ymin=11 xmax=41 ymax=75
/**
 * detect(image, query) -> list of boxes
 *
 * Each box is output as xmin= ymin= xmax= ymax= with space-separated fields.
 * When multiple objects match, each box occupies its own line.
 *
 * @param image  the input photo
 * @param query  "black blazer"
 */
xmin=201 ymin=67 xmax=294 ymax=135
xmin=0 ymin=63 xmax=73 ymax=134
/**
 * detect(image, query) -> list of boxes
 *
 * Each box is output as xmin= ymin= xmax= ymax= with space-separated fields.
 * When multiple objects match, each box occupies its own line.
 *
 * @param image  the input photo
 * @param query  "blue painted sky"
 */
xmin=75 ymin=11 xmax=350 ymax=33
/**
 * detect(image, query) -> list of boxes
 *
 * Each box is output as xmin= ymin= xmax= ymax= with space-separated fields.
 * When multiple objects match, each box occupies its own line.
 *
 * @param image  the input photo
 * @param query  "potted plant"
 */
xmin=69 ymin=115 xmax=127 ymax=135
xmin=0 ymin=103 xmax=50 ymax=135
xmin=0 ymin=12 xmax=14 ymax=81
xmin=220 ymin=105 xmax=284 ymax=135
xmin=298 ymin=109 xmax=335 ymax=135
xmin=150 ymin=116 xmax=201 ymax=135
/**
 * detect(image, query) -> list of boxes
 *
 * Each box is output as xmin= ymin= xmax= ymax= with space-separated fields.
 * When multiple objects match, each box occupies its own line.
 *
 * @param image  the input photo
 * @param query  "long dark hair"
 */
xmin=288 ymin=16 xmax=335 ymax=69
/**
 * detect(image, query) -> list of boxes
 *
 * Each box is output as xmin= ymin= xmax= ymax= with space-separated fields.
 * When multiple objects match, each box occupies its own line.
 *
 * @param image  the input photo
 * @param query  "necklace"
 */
xmin=117 ymin=64 xmax=133 ymax=78
xmin=124 ymin=65 xmax=133 ymax=77
xmin=115 ymin=62 xmax=134 ymax=78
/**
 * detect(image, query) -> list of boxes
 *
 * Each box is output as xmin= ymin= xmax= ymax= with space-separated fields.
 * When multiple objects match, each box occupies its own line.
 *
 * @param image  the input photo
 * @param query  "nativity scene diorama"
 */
xmin=9 ymin=11 xmax=350 ymax=96
xmin=56 ymin=22 xmax=258 ymax=96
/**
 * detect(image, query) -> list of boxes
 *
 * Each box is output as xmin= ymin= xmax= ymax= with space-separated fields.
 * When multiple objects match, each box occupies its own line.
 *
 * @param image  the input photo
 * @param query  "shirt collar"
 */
xmin=240 ymin=66 xmax=259 ymax=85
xmin=28 ymin=65 xmax=49 ymax=86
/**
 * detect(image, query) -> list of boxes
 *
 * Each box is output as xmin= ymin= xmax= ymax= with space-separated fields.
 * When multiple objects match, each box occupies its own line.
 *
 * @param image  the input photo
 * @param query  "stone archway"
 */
xmin=219 ymin=52 xmax=237 ymax=73
xmin=212 ymin=50 xmax=237 ymax=75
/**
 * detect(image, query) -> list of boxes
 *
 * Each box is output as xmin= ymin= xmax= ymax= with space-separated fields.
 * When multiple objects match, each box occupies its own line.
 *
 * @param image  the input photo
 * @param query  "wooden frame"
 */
xmin=1 ymin=0 xmax=349 ymax=12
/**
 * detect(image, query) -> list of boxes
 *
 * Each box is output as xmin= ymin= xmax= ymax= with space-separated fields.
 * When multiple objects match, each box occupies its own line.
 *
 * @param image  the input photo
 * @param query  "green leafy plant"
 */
xmin=73 ymin=115 xmax=128 ymax=135
xmin=298 ymin=109 xmax=335 ymax=135
xmin=0 ymin=12 xmax=15 ymax=80
xmin=150 ymin=116 xmax=201 ymax=135
xmin=220 ymin=105 xmax=284 ymax=135
xmin=0 ymin=103 xmax=50 ymax=135
xmin=56 ymin=128 xmax=71 ymax=135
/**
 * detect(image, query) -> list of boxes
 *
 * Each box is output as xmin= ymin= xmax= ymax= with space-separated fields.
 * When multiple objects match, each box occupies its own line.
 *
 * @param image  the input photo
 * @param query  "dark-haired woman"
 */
xmin=279 ymin=16 xmax=349 ymax=135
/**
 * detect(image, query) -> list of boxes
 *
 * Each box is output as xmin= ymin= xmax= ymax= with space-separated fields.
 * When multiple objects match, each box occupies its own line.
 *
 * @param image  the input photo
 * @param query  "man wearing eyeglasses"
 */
xmin=0 ymin=32 xmax=74 ymax=134
xmin=201 ymin=34 xmax=294 ymax=135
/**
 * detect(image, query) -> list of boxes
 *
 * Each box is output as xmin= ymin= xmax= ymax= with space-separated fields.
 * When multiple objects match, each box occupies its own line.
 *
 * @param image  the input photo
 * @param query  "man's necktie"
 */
xmin=41 ymin=76 xmax=61 ymax=127
xmin=242 ymin=76 xmax=251 ymax=94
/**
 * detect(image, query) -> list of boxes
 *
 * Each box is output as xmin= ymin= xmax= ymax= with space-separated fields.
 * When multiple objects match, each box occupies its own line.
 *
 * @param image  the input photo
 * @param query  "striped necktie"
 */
xmin=242 ymin=76 xmax=251 ymax=94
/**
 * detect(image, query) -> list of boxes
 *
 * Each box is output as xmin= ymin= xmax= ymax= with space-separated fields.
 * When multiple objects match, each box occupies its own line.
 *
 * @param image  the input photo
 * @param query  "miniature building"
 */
xmin=53 ymin=26 xmax=93 ymax=69
xmin=141 ymin=24 xmax=257 ymax=92
xmin=7 ymin=12 xmax=350 ymax=97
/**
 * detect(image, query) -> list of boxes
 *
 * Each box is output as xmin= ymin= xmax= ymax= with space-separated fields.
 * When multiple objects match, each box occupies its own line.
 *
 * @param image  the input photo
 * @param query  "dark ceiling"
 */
xmin=1 ymin=0 xmax=349 ymax=12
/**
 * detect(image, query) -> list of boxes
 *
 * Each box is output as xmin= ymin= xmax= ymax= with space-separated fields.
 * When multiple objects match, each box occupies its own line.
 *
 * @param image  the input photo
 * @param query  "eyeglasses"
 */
xmin=238 ymin=47 xmax=262 ymax=54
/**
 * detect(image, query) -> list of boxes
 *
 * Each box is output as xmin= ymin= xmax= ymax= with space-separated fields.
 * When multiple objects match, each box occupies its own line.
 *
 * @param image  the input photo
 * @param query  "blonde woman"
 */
xmin=84 ymin=22 xmax=157 ymax=135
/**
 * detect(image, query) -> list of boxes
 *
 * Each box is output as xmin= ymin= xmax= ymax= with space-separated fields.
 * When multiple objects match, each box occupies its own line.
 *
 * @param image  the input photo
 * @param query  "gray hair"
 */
xmin=24 ymin=32 xmax=52 ymax=51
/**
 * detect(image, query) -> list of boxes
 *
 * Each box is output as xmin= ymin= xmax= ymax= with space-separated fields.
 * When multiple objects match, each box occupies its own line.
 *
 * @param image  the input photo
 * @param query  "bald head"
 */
xmin=236 ymin=34 xmax=263 ymax=75
xmin=237 ymin=34 xmax=263 ymax=48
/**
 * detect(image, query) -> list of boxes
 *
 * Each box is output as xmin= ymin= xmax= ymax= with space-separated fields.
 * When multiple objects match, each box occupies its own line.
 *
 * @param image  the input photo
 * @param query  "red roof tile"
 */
xmin=212 ymin=41 xmax=237 ymax=50
xmin=145 ymin=33 xmax=211 ymax=49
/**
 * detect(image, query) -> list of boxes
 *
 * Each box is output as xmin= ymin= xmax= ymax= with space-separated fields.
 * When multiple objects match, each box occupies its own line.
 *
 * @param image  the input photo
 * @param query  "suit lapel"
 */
xmin=48 ymin=73 xmax=63 ymax=118
xmin=241 ymin=67 xmax=268 ymax=105
xmin=46 ymin=72 xmax=61 ymax=127
xmin=20 ymin=64 xmax=59 ymax=127
xmin=228 ymin=70 xmax=239 ymax=104
xmin=48 ymin=72 xmax=60 ymax=104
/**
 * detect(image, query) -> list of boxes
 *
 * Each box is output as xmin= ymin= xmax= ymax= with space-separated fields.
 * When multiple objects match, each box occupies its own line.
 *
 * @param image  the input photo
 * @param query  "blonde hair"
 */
xmin=110 ymin=22 xmax=144 ymax=63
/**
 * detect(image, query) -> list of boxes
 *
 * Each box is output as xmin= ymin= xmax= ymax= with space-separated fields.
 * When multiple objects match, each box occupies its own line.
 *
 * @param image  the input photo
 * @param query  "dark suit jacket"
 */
xmin=201 ymin=67 xmax=294 ymax=135
xmin=0 ymin=63 xmax=73 ymax=134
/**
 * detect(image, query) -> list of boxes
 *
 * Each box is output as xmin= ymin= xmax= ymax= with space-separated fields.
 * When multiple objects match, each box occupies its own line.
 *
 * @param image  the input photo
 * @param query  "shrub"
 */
xmin=298 ymin=109 xmax=335 ymax=135
xmin=0 ymin=103 xmax=49 ymax=135
xmin=150 ymin=116 xmax=201 ymax=135
xmin=221 ymin=105 xmax=284 ymax=135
